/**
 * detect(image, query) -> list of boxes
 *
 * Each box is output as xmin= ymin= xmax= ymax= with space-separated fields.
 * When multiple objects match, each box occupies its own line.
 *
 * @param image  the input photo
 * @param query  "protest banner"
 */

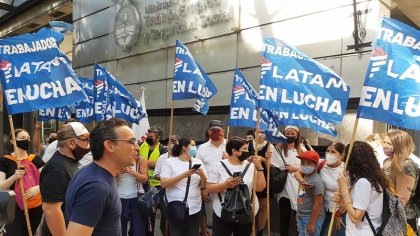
xmin=259 ymin=37 xmax=350 ymax=127
xmin=0 ymin=28 xmax=87 ymax=115
xmin=0 ymin=27 xmax=87 ymax=236
xmin=75 ymin=77 xmax=95 ymax=123
xmin=94 ymin=64 xmax=143 ymax=123
xmin=172 ymin=40 xmax=218 ymax=115
xmin=229 ymin=68 xmax=286 ymax=142
xmin=328 ymin=18 xmax=419 ymax=235
xmin=357 ymin=18 xmax=420 ymax=130
xmin=39 ymin=106 xmax=72 ymax=121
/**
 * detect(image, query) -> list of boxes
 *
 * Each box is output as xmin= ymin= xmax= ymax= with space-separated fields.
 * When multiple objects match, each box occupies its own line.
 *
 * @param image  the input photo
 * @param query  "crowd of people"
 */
xmin=0 ymin=118 xmax=418 ymax=236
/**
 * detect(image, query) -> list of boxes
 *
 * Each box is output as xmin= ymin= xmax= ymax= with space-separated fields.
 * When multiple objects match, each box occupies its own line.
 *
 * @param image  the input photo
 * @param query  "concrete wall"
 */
xmin=72 ymin=0 xmax=393 ymax=144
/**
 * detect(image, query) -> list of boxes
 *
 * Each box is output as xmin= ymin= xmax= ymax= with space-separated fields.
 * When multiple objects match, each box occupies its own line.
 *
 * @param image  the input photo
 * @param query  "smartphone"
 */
xmin=191 ymin=164 xmax=201 ymax=170
xmin=232 ymin=172 xmax=241 ymax=177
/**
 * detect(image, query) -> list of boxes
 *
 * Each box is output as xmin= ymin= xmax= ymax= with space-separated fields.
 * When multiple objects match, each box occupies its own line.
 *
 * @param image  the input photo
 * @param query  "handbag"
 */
xmin=269 ymin=146 xmax=288 ymax=193
xmin=165 ymin=160 xmax=191 ymax=222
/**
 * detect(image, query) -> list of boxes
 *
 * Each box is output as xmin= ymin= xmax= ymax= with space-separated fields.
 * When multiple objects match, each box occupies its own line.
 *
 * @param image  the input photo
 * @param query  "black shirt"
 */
xmin=0 ymin=154 xmax=44 ymax=190
xmin=40 ymin=150 xmax=79 ymax=236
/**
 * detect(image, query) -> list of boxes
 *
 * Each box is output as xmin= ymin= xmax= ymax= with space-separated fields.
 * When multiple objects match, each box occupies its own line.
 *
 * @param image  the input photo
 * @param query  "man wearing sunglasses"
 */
xmin=65 ymin=118 xmax=139 ymax=236
xmin=40 ymin=122 xmax=90 ymax=236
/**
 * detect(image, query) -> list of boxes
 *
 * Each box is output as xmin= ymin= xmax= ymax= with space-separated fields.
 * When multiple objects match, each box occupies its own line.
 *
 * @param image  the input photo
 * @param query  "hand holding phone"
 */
xmin=191 ymin=164 xmax=201 ymax=170
xmin=232 ymin=172 xmax=241 ymax=178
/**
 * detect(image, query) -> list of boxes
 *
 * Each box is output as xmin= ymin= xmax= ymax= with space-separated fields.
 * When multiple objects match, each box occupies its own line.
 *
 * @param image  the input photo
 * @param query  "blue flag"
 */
xmin=0 ymin=27 xmax=87 ymax=115
xmin=259 ymin=37 xmax=350 ymax=125
xmin=38 ymin=106 xmax=72 ymax=121
xmin=357 ymin=18 xmax=420 ymax=130
xmin=94 ymin=64 xmax=142 ymax=123
xmin=228 ymin=69 xmax=286 ymax=143
xmin=172 ymin=40 xmax=217 ymax=114
xmin=75 ymin=77 xmax=95 ymax=123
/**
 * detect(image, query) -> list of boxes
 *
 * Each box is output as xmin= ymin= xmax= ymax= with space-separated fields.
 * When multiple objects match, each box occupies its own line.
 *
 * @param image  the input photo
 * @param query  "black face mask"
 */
xmin=16 ymin=139 xmax=30 ymax=150
xmin=71 ymin=144 xmax=90 ymax=161
xmin=286 ymin=136 xmax=296 ymax=144
xmin=238 ymin=151 xmax=250 ymax=162
xmin=48 ymin=138 xmax=57 ymax=144
xmin=146 ymin=137 xmax=155 ymax=146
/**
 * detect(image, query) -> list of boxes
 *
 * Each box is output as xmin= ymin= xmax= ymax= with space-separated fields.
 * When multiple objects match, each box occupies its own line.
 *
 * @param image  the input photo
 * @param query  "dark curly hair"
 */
xmin=345 ymin=141 xmax=389 ymax=193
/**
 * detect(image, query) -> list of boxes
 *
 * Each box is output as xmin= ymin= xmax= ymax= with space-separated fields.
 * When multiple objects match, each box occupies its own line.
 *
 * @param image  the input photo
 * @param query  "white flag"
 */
xmin=132 ymin=89 xmax=150 ymax=142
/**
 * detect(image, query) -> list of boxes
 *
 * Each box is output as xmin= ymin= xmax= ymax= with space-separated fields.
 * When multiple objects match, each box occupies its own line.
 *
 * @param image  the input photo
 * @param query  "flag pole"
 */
xmin=8 ymin=115 xmax=33 ymax=236
xmin=327 ymin=117 xmax=359 ymax=236
xmin=252 ymin=107 xmax=261 ymax=236
xmin=168 ymin=100 xmax=175 ymax=156
xmin=226 ymin=125 xmax=230 ymax=140
xmin=266 ymin=142 xmax=271 ymax=236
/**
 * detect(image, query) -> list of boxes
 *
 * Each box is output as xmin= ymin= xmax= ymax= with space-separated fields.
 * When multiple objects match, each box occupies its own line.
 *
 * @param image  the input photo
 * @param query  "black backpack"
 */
xmin=218 ymin=161 xmax=253 ymax=224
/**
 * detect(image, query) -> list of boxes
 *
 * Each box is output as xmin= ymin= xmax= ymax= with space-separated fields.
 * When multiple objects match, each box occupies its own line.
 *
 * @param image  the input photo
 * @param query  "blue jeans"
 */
xmin=297 ymin=215 xmax=324 ymax=236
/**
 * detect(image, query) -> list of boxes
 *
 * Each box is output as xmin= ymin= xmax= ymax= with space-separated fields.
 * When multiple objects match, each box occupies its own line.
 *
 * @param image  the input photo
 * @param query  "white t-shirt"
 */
xmin=346 ymin=178 xmax=383 ymax=236
xmin=207 ymin=159 xmax=259 ymax=218
xmin=154 ymin=153 xmax=174 ymax=177
xmin=275 ymin=148 xmax=301 ymax=210
xmin=161 ymin=157 xmax=206 ymax=215
xmin=42 ymin=140 xmax=58 ymax=163
xmin=196 ymin=139 xmax=226 ymax=175
xmin=320 ymin=162 xmax=344 ymax=212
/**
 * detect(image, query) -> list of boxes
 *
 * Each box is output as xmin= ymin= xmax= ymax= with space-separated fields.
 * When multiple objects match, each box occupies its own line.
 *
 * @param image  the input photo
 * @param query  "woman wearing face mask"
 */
xmin=189 ymin=138 xmax=198 ymax=157
xmin=275 ymin=125 xmax=304 ymax=236
xmin=160 ymin=138 xmax=207 ymax=236
xmin=382 ymin=129 xmax=418 ymax=234
xmin=207 ymin=137 xmax=266 ymax=236
xmin=319 ymin=142 xmax=346 ymax=236
xmin=0 ymin=129 xmax=45 ymax=236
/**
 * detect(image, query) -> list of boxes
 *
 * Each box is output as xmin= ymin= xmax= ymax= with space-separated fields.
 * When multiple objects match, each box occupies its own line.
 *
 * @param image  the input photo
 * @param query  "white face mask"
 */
xmin=325 ymin=153 xmax=338 ymax=165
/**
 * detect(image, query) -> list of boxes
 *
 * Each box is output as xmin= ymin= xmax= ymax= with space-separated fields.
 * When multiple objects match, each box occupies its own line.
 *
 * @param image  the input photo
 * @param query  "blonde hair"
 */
xmin=386 ymin=129 xmax=415 ymax=184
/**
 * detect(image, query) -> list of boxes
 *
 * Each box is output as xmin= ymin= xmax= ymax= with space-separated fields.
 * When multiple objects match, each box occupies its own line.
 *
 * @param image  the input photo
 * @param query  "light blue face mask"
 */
xmin=189 ymin=146 xmax=198 ymax=157
xmin=300 ymin=165 xmax=315 ymax=175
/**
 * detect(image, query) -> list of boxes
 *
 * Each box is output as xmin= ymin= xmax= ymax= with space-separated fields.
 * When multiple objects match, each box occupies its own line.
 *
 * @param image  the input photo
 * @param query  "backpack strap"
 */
xmin=220 ymin=161 xmax=233 ymax=176
xmin=274 ymin=146 xmax=287 ymax=166
xmin=165 ymin=160 xmax=192 ymax=204
xmin=27 ymin=154 xmax=37 ymax=162
xmin=317 ymin=159 xmax=327 ymax=173
xmin=218 ymin=161 xmax=251 ymax=205
xmin=183 ymin=160 xmax=192 ymax=203
xmin=3 ymin=155 xmax=17 ymax=162
xmin=240 ymin=163 xmax=252 ymax=179
xmin=364 ymin=212 xmax=378 ymax=236
xmin=4 ymin=154 xmax=36 ymax=162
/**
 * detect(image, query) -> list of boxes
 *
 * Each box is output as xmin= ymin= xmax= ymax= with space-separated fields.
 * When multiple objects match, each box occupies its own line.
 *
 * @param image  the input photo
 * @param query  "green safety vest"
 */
xmin=139 ymin=142 xmax=163 ymax=187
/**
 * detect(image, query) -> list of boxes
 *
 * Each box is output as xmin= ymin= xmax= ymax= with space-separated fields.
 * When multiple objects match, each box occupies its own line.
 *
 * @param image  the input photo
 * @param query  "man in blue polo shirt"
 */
xmin=65 ymin=118 xmax=139 ymax=235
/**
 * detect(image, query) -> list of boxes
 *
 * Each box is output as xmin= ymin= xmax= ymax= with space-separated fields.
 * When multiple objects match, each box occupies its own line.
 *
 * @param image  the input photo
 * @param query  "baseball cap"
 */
xmin=69 ymin=122 xmax=89 ymax=136
xmin=208 ymin=120 xmax=224 ymax=130
xmin=297 ymin=150 xmax=320 ymax=164
xmin=57 ymin=122 xmax=89 ymax=141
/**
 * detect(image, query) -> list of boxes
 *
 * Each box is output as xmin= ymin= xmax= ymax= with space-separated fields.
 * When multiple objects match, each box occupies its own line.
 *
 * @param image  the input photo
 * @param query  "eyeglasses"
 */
xmin=76 ymin=138 xmax=90 ymax=142
xmin=109 ymin=138 xmax=137 ymax=145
